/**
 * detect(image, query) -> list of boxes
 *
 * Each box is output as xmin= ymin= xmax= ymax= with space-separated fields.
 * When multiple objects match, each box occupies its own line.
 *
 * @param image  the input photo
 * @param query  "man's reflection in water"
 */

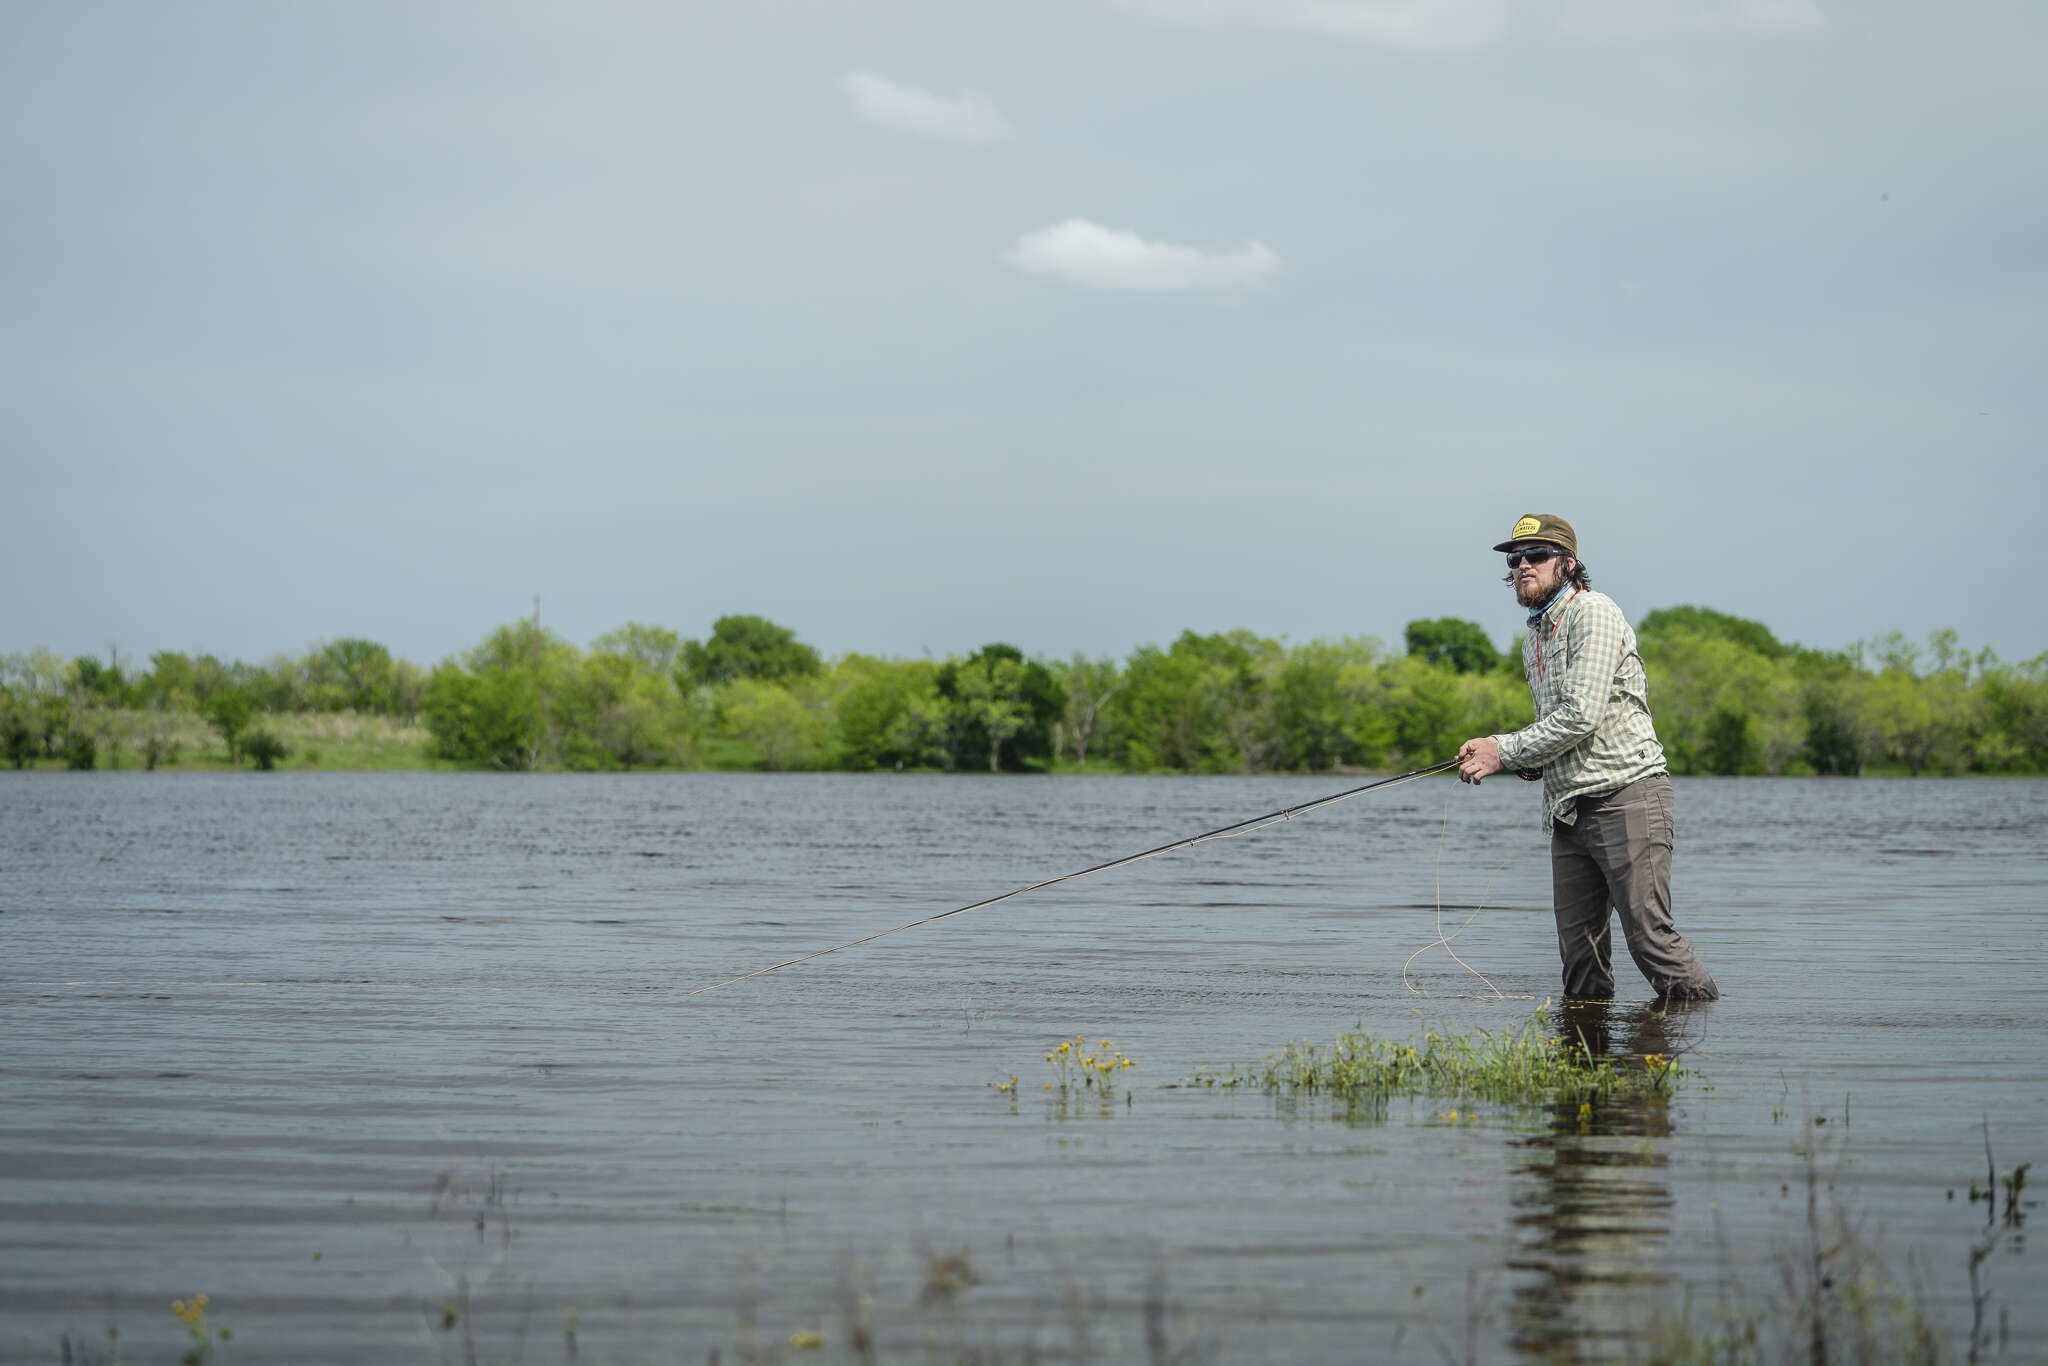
xmin=1507 ymin=999 xmax=1709 ymax=1363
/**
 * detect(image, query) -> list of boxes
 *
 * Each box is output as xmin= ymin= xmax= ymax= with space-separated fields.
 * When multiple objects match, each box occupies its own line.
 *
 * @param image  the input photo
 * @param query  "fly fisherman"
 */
xmin=1455 ymin=514 xmax=1719 ymax=1002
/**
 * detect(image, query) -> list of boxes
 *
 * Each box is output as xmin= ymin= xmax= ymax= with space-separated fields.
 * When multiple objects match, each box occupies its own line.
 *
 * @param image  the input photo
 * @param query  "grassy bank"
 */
xmin=8 ymin=708 xmax=453 ymax=772
xmin=7 ymin=706 xmax=2041 ymax=778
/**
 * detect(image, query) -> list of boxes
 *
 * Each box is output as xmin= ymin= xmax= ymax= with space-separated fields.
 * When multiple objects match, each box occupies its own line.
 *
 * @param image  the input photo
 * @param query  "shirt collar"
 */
xmin=1527 ymin=584 xmax=1574 ymax=629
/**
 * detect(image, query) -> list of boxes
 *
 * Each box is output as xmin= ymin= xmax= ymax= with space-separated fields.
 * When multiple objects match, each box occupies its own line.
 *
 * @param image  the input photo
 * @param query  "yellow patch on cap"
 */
xmin=1511 ymin=515 xmax=1542 ymax=540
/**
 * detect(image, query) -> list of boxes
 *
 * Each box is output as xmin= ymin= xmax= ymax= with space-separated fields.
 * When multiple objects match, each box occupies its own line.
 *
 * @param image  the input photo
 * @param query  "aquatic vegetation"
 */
xmin=1040 ymin=1036 xmax=1135 ymax=1098
xmin=919 ymin=1250 xmax=981 ymax=1306
xmin=1189 ymin=1007 xmax=1692 ymax=1108
xmin=170 ymin=1294 xmax=229 ymax=1364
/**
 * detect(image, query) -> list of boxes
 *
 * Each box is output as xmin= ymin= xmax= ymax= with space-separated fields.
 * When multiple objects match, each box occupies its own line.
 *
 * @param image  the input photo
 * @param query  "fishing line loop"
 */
xmin=1401 ymin=790 xmax=1537 ymax=1001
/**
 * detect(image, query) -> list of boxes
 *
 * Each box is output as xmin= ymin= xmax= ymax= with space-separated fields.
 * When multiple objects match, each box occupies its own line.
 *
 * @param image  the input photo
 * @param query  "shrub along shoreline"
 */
xmin=6 ymin=608 xmax=2043 ymax=776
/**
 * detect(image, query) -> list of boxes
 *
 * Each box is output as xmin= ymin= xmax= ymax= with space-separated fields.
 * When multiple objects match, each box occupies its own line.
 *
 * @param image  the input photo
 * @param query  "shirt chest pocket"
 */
xmin=1536 ymin=635 xmax=1568 ymax=690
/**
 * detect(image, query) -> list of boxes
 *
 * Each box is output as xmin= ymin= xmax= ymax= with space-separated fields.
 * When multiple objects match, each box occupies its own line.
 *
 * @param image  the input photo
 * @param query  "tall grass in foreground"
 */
xmin=1187 ymin=1006 xmax=1686 ymax=1108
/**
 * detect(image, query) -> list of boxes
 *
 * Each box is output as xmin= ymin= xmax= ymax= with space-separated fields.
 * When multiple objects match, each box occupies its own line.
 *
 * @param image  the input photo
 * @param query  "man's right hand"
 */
xmin=1456 ymin=736 xmax=1503 ymax=785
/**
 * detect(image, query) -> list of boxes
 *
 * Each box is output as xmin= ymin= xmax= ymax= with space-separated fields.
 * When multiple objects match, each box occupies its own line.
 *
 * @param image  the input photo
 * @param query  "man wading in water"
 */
xmin=1455 ymin=514 xmax=1719 ymax=1002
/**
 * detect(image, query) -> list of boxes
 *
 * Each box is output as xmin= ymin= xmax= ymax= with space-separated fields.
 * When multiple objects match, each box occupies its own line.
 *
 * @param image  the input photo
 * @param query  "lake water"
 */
xmin=3 ymin=772 xmax=2044 ymax=1363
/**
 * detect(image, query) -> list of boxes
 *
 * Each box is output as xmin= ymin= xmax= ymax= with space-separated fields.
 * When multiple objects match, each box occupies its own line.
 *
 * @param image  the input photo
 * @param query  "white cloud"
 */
xmin=1111 ymin=0 xmax=1513 ymax=52
xmin=1006 ymin=219 xmax=1282 ymax=293
xmin=841 ymin=71 xmax=1014 ymax=144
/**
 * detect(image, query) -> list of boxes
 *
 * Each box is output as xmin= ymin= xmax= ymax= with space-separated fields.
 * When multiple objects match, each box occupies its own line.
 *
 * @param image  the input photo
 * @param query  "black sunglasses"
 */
xmin=1505 ymin=546 xmax=1565 ymax=568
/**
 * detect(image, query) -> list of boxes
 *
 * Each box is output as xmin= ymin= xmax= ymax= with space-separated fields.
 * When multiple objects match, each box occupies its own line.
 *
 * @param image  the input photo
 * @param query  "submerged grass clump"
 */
xmin=1193 ymin=1006 xmax=1689 ymax=1107
xmin=993 ymin=1036 xmax=1136 ymax=1103
xmin=1044 ymin=1035 xmax=1134 ymax=1096
xmin=170 ymin=1293 xmax=229 ymax=1364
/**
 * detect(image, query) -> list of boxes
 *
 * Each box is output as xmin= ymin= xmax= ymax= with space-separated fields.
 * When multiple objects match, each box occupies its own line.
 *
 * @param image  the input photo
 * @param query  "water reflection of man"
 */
xmin=1510 ymin=1000 xmax=1688 ymax=1361
xmin=1454 ymin=514 xmax=1719 ymax=1002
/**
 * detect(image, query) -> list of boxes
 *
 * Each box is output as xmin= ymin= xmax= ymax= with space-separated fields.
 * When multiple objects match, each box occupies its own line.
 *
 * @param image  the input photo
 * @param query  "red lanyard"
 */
xmin=1533 ymin=588 xmax=1578 ymax=685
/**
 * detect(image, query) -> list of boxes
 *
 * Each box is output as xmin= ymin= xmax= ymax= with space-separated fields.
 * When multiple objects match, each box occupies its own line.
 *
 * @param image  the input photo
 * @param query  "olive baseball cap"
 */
xmin=1492 ymin=513 xmax=1577 ymax=555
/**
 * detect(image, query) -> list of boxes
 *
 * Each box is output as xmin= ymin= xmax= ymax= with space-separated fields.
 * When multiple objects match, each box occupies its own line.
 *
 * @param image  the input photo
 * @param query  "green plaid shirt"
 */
xmin=1494 ymin=587 xmax=1666 ymax=827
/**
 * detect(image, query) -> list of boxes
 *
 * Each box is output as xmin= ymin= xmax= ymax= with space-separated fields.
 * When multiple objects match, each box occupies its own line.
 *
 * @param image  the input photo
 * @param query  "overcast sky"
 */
xmin=5 ymin=1 xmax=2043 ymax=670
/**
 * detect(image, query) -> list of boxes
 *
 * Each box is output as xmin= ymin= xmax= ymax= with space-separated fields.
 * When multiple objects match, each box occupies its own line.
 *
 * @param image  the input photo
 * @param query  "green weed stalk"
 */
xmin=1193 ymin=1007 xmax=1688 ymax=1108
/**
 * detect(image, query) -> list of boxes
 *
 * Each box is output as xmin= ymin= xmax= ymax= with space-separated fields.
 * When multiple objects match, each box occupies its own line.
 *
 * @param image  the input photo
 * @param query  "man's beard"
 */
xmin=1515 ymin=574 xmax=1556 ymax=610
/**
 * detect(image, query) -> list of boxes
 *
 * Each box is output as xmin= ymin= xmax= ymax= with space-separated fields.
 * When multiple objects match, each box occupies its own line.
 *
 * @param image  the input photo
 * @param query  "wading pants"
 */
xmin=1550 ymin=775 xmax=1718 ymax=1001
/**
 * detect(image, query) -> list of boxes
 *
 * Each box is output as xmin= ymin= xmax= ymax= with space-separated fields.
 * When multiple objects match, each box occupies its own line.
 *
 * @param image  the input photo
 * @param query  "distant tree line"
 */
xmin=4 ymin=609 xmax=2044 ymax=775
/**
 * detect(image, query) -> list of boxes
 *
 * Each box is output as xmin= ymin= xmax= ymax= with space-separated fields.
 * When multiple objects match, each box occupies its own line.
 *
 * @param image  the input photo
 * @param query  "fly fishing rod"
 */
xmin=691 ymin=756 xmax=1461 ymax=995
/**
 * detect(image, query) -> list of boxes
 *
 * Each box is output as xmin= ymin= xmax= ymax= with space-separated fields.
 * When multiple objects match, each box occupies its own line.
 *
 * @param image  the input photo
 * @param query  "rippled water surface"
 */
xmin=3 ymin=773 xmax=2045 ymax=1363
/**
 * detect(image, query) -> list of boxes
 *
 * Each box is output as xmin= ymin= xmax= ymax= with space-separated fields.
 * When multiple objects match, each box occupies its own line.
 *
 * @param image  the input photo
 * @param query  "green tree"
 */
xmin=831 ymin=655 xmax=944 ymax=770
xmin=1852 ymin=631 xmax=1982 ymax=774
xmin=467 ymin=621 xmax=583 ymax=763
xmin=318 ymin=639 xmax=398 ymax=713
xmin=203 ymin=689 xmax=256 ymax=762
xmin=888 ymin=688 xmax=958 ymax=770
xmin=1639 ymin=629 xmax=1783 ymax=774
xmin=936 ymin=645 xmax=1065 ymax=772
xmin=722 ymin=678 xmax=827 ymax=770
xmin=421 ymin=665 xmax=545 ymax=769
xmin=136 ymin=652 xmax=198 ymax=710
xmin=1787 ymin=648 xmax=1866 ymax=776
xmin=1702 ymin=706 xmax=1764 ymax=775
xmin=569 ymin=652 xmax=684 ymax=770
xmin=1979 ymin=652 xmax=2048 ymax=772
xmin=1866 ymin=630 xmax=1922 ymax=676
xmin=1115 ymin=643 xmax=1221 ymax=771
xmin=1457 ymin=668 xmax=1535 ymax=755
xmin=242 ymin=729 xmax=289 ymax=770
xmin=1381 ymin=656 xmax=1467 ymax=767
xmin=70 ymin=654 xmax=128 ymax=704
xmin=1404 ymin=618 xmax=1500 ymax=675
xmin=1638 ymin=606 xmax=1787 ymax=659
xmin=63 ymin=730 xmax=97 ymax=770
xmin=2 ymin=651 xmax=68 ymax=766
xmin=591 ymin=623 xmax=686 ymax=680
xmin=243 ymin=652 xmax=305 ymax=713
xmin=390 ymin=658 xmax=428 ymax=722
xmin=1864 ymin=670 xmax=1937 ymax=774
xmin=2 ymin=710 xmax=33 ymax=768
xmin=188 ymin=655 xmax=249 ymax=710
xmin=1269 ymin=638 xmax=1382 ymax=771
xmin=1055 ymin=655 xmax=1123 ymax=766
xmin=681 ymin=615 xmax=822 ymax=688
xmin=1114 ymin=631 xmax=1275 ymax=772
xmin=34 ymin=697 xmax=72 ymax=761
xmin=955 ymin=657 xmax=1028 ymax=773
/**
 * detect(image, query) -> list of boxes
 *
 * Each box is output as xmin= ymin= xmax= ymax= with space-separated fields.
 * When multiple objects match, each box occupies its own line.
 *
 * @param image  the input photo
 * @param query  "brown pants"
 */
xmin=1550 ymin=775 xmax=1718 ymax=1001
